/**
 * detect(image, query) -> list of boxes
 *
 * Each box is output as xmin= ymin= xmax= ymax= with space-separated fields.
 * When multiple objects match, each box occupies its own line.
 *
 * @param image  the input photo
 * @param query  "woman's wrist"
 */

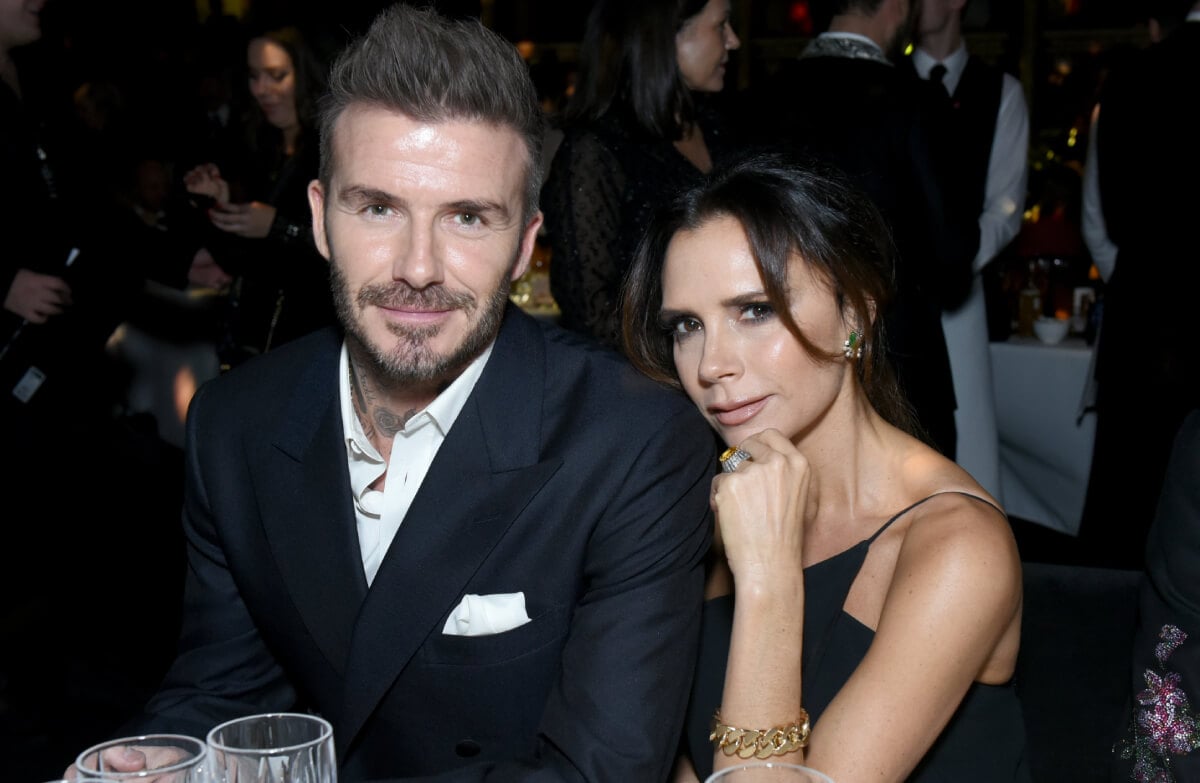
xmin=731 ymin=567 xmax=805 ymax=604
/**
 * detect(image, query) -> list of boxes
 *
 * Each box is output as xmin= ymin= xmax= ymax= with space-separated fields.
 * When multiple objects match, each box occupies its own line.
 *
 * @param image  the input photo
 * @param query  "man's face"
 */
xmin=883 ymin=0 xmax=915 ymax=60
xmin=915 ymin=0 xmax=958 ymax=41
xmin=309 ymin=106 xmax=542 ymax=387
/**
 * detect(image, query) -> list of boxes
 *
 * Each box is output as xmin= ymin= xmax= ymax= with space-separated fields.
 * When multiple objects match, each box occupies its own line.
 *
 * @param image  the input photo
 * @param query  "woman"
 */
xmin=184 ymin=25 xmax=335 ymax=370
xmin=622 ymin=155 xmax=1029 ymax=782
xmin=541 ymin=0 xmax=739 ymax=349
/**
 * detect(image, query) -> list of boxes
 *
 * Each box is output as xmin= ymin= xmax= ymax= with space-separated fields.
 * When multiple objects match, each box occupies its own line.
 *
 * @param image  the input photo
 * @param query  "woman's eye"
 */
xmin=668 ymin=317 xmax=702 ymax=336
xmin=741 ymin=303 xmax=774 ymax=322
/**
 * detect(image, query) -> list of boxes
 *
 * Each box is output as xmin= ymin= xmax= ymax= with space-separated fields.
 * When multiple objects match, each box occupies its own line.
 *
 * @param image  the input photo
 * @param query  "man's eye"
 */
xmin=366 ymin=204 xmax=389 ymax=217
xmin=456 ymin=213 xmax=480 ymax=226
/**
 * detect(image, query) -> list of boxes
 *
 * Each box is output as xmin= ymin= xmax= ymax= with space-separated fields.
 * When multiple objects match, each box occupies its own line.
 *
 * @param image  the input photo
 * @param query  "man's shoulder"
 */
xmin=512 ymin=314 xmax=705 ymax=425
xmin=196 ymin=327 xmax=340 ymax=409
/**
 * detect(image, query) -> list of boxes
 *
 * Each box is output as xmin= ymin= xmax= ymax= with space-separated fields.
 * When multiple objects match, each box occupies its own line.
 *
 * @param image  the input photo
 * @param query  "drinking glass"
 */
xmin=74 ymin=734 xmax=209 ymax=782
xmin=705 ymin=761 xmax=836 ymax=782
xmin=206 ymin=713 xmax=335 ymax=783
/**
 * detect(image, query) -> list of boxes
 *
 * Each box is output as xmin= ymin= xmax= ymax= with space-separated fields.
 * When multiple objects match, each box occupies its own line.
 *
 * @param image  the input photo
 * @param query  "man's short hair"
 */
xmin=318 ymin=3 xmax=544 ymax=221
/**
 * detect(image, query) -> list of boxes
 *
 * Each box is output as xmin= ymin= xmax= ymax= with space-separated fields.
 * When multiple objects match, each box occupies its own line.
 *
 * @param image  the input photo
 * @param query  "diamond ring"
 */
xmin=719 ymin=446 xmax=752 ymax=473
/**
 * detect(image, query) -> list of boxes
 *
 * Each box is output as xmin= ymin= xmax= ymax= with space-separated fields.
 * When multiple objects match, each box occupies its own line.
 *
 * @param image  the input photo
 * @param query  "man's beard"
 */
xmin=330 ymin=255 xmax=515 ymax=387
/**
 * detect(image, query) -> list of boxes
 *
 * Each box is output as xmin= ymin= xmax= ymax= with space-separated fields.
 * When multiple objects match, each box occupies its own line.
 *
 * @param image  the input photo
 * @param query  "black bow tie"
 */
xmin=929 ymin=63 xmax=951 ymax=100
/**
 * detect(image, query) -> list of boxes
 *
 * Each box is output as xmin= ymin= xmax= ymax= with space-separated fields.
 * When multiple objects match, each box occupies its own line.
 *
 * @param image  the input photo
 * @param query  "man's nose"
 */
xmin=393 ymin=223 xmax=444 ymax=288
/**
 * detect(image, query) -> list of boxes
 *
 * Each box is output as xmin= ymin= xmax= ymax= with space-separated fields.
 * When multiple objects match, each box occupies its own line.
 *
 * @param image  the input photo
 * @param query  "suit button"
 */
xmin=455 ymin=740 xmax=481 ymax=757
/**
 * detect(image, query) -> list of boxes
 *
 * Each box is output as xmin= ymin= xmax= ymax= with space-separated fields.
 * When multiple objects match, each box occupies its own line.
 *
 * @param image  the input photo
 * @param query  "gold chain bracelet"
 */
xmin=709 ymin=709 xmax=811 ymax=759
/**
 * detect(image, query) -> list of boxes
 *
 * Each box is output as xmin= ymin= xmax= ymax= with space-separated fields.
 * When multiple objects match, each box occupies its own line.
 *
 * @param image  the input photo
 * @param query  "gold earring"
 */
xmin=843 ymin=331 xmax=863 ymax=359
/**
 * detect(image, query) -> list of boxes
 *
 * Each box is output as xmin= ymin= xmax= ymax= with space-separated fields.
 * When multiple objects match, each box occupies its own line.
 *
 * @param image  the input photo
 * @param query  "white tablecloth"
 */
xmin=989 ymin=336 xmax=1097 ymax=535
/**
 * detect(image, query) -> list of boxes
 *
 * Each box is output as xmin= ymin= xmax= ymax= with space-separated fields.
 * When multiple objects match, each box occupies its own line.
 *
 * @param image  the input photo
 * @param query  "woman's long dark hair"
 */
xmin=622 ymin=151 xmax=921 ymax=438
xmin=562 ymin=0 xmax=710 ymax=140
xmin=244 ymin=25 xmax=328 ymax=166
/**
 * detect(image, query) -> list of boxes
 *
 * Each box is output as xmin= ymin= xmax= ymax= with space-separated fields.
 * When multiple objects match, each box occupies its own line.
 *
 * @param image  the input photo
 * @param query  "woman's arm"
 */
xmin=709 ymin=430 xmax=811 ymax=772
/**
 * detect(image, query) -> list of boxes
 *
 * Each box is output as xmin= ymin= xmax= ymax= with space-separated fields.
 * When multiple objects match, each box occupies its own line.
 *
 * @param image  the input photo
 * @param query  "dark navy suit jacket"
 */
xmin=135 ymin=305 xmax=717 ymax=781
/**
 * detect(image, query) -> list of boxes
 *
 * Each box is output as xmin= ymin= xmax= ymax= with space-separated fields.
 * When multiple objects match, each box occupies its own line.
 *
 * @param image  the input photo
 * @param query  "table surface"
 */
xmin=989 ymin=336 xmax=1096 ymax=535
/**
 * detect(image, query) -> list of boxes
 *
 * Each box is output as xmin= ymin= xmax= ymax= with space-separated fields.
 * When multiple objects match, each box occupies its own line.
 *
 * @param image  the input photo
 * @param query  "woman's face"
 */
xmin=0 ymin=0 xmax=44 ymax=51
xmin=247 ymin=38 xmax=299 ymax=133
xmin=659 ymin=215 xmax=854 ymax=447
xmin=676 ymin=0 xmax=740 ymax=93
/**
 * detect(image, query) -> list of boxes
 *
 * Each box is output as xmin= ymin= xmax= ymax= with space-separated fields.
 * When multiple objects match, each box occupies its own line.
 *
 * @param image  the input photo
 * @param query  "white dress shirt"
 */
xmin=913 ymin=43 xmax=1030 ymax=502
xmin=1082 ymin=105 xmax=1118 ymax=281
xmin=911 ymin=45 xmax=1029 ymax=273
xmin=339 ymin=341 xmax=494 ymax=586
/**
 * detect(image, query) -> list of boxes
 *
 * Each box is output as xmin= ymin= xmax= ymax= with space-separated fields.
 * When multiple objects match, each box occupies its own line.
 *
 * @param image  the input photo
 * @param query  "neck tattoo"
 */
xmin=348 ymin=359 xmax=420 ymax=439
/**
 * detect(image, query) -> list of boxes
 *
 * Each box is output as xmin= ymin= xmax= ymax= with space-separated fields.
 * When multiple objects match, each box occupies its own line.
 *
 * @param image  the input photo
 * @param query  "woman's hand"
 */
xmin=183 ymin=162 xmax=231 ymax=206
xmin=711 ymin=429 xmax=812 ymax=591
xmin=187 ymin=247 xmax=232 ymax=291
xmin=207 ymin=201 xmax=277 ymax=239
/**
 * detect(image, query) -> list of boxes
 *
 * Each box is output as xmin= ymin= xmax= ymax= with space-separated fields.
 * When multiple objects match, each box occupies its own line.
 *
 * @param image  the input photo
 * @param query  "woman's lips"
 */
xmin=710 ymin=397 xmax=768 ymax=427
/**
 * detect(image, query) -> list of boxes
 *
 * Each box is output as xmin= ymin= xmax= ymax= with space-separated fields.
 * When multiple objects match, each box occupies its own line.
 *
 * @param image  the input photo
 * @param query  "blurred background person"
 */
xmin=1112 ymin=408 xmax=1200 ymax=779
xmin=541 ymin=0 xmax=741 ymax=349
xmin=904 ymin=0 xmax=1030 ymax=500
xmin=1077 ymin=0 xmax=1200 ymax=569
xmin=2 ymin=2 xmax=177 ymax=775
xmin=1 ymin=0 xmax=72 ymax=355
xmin=739 ymin=0 xmax=980 ymax=459
xmin=183 ymin=23 xmax=336 ymax=371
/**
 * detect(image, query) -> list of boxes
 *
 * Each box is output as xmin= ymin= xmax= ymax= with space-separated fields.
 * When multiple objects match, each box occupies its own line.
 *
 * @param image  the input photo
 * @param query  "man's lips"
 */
xmin=378 ymin=306 xmax=454 ymax=325
xmin=708 ymin=397 xmax=768 ymax=427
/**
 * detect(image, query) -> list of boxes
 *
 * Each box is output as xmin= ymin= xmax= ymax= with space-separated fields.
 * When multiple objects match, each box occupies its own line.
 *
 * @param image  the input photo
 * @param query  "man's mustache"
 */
xmin=357 ymin=283 xmax=475 ymax=312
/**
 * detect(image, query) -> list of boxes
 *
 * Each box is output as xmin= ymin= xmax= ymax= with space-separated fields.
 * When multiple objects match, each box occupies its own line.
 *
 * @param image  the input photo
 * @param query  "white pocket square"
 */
xmin=442 ymin=592 xmax=532 ymax=636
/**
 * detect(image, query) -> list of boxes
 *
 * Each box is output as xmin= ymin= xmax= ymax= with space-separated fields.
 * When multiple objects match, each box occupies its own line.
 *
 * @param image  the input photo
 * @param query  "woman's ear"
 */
xmin=840 ymin=297 xmax=877 ymax=333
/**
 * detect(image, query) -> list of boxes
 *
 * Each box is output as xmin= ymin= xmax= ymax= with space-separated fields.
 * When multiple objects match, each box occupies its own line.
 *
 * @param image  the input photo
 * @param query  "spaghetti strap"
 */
xmin=865 ymin=490 xmax=1005 ymax=544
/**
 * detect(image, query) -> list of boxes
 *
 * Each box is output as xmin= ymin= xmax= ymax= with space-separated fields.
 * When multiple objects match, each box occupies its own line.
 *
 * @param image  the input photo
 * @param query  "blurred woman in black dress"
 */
xmin=184 ymin=25 xmax=335 ymax=370
xmin=541 ymin=0 xmax=740 ymax=349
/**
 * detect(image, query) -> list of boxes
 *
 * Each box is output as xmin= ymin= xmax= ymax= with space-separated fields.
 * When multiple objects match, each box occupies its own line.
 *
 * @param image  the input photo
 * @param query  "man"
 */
xmin=744 ymin=0 xmax=979 ymax=458
xmin=118 ymin=5 xmax=715 ymax=780
xmin=903 ymin=0 xmax=1030 ymax=500
xmin=1076 ymin=0 xmax=1200 ymax=569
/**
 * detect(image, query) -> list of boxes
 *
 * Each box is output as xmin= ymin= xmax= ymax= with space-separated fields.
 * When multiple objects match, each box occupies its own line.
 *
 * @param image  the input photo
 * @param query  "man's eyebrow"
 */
xmin=446 ymin=199 xmax=510 ymax=220
xmin=334 ymin=188 xmax=510 ymax=220
xmin=337 ymin=185 xmax=400 ymax=206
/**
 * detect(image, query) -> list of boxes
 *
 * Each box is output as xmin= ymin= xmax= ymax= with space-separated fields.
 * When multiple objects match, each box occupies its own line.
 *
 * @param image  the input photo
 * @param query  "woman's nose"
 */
xmin=725 ymin=24 xmax=741 ymax=51
xmin=697 ymin=327 xmax=741 ymax=384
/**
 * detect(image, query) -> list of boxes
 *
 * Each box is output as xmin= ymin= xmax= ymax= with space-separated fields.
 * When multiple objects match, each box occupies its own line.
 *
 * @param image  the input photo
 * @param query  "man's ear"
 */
xmin=511 ymin=210 xmax=544 ymax=282
xmin=307 ymin=179 xmax=330 ymax=261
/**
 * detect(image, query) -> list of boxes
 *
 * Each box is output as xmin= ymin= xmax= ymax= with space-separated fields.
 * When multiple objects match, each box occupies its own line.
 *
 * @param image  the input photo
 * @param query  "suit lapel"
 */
xmin=256 ymin=333 xmax=367 ymax=678
xmin=338 ymin=308 xmax=561 ymax=749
